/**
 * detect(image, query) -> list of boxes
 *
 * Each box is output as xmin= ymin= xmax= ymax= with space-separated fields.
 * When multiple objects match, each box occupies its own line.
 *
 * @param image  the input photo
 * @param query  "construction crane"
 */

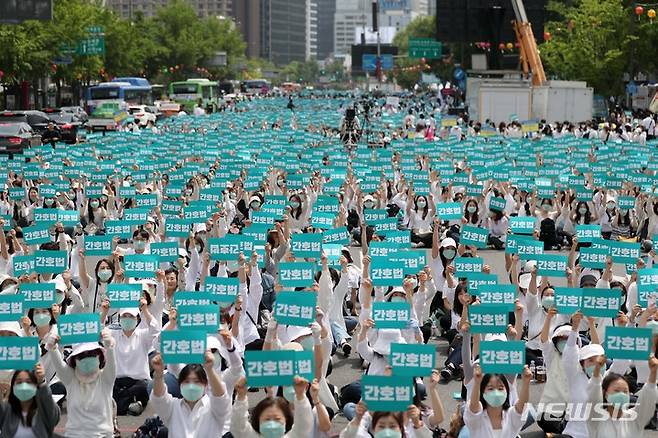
xmin=511 ymin=0 xmax=546 ymax=86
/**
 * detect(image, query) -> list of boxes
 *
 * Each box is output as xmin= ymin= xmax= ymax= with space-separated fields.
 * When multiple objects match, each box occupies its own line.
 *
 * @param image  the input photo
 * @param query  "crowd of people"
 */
xmin=0 ymin=91 xmax=657 ymax=438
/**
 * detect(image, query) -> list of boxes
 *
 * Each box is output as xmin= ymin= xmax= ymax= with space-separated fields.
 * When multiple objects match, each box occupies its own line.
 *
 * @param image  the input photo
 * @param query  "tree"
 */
xmin=541 ymin=0 xmax=635 ymax=96
xmin=277 ymin=60 xmax=320 ymax=84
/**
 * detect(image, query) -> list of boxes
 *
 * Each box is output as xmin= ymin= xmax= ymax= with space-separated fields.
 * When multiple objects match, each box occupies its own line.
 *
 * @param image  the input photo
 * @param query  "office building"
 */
xmin=260 ymin=0 xmax=313 ymax=64
xmin=316 ymin=0 xmax=336 ymax=60
xmin=104 ymin=0 xmax=233 ymax=19
xmin=232 ymin=0 xmax=261 ymax=58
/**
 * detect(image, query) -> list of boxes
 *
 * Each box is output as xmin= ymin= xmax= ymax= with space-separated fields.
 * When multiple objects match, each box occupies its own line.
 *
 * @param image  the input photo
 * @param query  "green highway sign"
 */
xmin=409 ymin=38 xmax=442 ymax=59
xmin=77 ymin=36 xmax=105 ymax=56
xmin=87 ymin=26 xmax=105 ymax=35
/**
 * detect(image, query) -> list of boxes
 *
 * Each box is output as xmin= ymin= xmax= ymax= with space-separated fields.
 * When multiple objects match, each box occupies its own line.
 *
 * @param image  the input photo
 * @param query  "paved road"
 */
xmin=55 ymin=250 xmax=658 ymax=437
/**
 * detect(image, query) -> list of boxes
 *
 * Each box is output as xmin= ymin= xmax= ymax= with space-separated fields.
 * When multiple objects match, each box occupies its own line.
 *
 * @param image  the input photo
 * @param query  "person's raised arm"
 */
xmin=0 ymin=218 xmax=8 ymax=261
xmin=151 ymin=353 xmax=167 ymax=397
xmin=77 ymin=247 xmax=91 ymax=290
xmin=514 ymin=365 xmax=532 ymax=414
xmin=468 ymin=365 xmax=484 ymax=414
xmin=431 ymin=217 xmax=440 ymax=260
xmin=426 ymin=370 xmax=445 ymax=427
xmin=203 ymin=350 xmax=226 ymax=396
xmin=540 ymin=307 xmax=558 ymax=344
xmin=310 ymin=379 xmax=331 ymax=433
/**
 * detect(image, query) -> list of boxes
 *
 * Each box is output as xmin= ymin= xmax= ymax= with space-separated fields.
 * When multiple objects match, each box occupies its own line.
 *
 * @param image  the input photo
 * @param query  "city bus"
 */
xmin=85 ymin=77 xmax=153 ymax=113
xmin=167 ymin=78 xmax=219 ymax=112
xmin=240 ymin=79 xmax=271 ymax=95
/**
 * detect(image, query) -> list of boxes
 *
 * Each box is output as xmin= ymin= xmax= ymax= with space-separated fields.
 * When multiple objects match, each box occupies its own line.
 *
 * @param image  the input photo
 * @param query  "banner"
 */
xmin=580 ymin=247 xmax=608 ymax=269
xmin=208 ymin=235 xmax=255 ymax=261
xmin=0 ymin=295 xmax=25 ymax=322
xmin=245 ymin=350 xmax=314 ymax=387
xmin=477 ymin=284 xmax=517 ymax=311
xmin=273 ymin=292 xmax=317 ymax=326
xmin=0 ymin=337 xmax=39 ymax=370
xmin=460 ymin=225 xmax=489 ymax=248
xmin=510 ymin=217 xmax=535 ymax=235
xmin=371 ymin=256 xmax=405 ymax=286
xmin=604 ymin=326 xmax=652 ymax=360
xmin=106 ymin=284 xmax=142 ymax=309
xmin=554 ymin=287 xmax=583 ymax=314
xmin=436 ymin=202 xmax=463 ymax=220
xmin=58 ymin=313 xmax=101 ymax=344
xmin=150 ymin=241 xmax=180 ymax=263
xmin=575 ymin=225 xmax=602 ymax=243
xmin=373 ymin=302 xmax=411 ymax=329
xmin=84 ymin=236 xmax=114 ymax=257
xmin=291 ymin=233 xmax=323 ymax=259
xmin=203 ymin=277 xmax=240 ymax=304
xmin=34 ymin=251 xmax=67 ymax=274
xmin=480 ymin=340 xmax=526 ymax=374
xmin=469 ymin=304 xmax=508 ymax=333
xmin=20 ymin=283 xmax=56 ymax=309
xmin=581 ymin=288 xmax=622 ymax=318
xmin=454 ymin=257 xmax=483 ymax=276
xmin=361 ymin=375 xmax=413 ymax=411
xmin=123 ymin=254 xmax=159 ymax=278
xmin=278 ymin=262 xmax=316 ymax=288
xmin=178 ymin=304 xmax=220 ymax=333
xmin=534 ymin=254 xmax=568 ymax=277
xmin=390 ymin=343 xmax=435 ymax=376
xmin=160 ymin=330 xmax=207 ymax=364
xmin=173 ymin=292 xmax=215 ymax=307
xmin=463 ymin=273 xmax=498 ymax=295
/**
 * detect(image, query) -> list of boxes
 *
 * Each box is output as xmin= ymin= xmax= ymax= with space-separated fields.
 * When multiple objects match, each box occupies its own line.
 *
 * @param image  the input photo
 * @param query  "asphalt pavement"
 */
xmin=54 ymin=250 xmax=658 ymax=437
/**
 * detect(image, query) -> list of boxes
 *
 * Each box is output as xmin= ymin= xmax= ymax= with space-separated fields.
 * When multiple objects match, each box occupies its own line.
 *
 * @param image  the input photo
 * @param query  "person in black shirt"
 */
xmin=41 ymin=122 xmax=60 ymax=149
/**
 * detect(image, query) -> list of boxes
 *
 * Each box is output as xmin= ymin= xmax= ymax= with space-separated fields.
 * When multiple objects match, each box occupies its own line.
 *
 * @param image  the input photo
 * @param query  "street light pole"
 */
xmin=372 ymin=0 xmax=381 ymax=85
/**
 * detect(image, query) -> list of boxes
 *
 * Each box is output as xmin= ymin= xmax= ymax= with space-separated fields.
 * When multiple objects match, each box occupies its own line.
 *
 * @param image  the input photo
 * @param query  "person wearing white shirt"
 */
xmin=150 ymin=350 xmax=231 ymax=438
xmin=108 ymin=301 xmax=159 ymax=416
xmin=464 ymin=364 xmax=532 ymax=438
xmin=193 ymin=104 xmax=206 ymax=117
xmin=642 ymin=114 xmax=656 ymax=137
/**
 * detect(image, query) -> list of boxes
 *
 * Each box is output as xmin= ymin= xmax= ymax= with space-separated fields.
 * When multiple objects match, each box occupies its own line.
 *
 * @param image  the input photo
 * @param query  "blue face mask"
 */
xmin=260 ymin=420 xmax=285 ymax=438
xmin=12 ymin=382 xmax=37 ymax=402
xmin=556 ymin=340 xmax=567 ymax=354
xmin=483 ymin=389 xmax=507 ymax=407
xmin=76 ymin=356 xmax=100 ymax=375
xmin=180 ymin=383 xmax=205 ymax=402
xmin=133 ymin=240 xmax=147 ymax=251
xmin=374 ymin=429 xmax=402 ymax=438
xmin=120 ymin=317 xmax=138 ymax=332
xmin=541 ymin=296 xmax=555 ymax=309
xmin=585 ymin=363 xmax=606 ymax=378
xmin=606 ymin=391 xmax=630 ymax=407
xmin=298 ymin=336 xmax=315 ymax=352
xmin=283 ymin=385 xmax=296 ymax=402
xmin=33 ymin=312 xmax=51 ymax=328
xmin=390 ymin=296 xmax=406 ymax=303
xmin=97 ymin=269 xmax=112 ymax=282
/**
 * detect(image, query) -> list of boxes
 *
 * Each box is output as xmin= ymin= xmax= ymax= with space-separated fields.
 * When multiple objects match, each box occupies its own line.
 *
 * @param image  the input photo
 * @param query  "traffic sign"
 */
xmin=77 ymin=36 xmax=105 ymax=56
xmin=87 ymin=26 xmax=105 ymax=35
xmin=409 ymin=38 xmax=442 ymax=59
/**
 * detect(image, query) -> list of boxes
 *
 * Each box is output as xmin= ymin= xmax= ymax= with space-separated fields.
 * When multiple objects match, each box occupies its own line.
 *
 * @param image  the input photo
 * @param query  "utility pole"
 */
xmin=372 ymin=0 xmax=381 ymax=85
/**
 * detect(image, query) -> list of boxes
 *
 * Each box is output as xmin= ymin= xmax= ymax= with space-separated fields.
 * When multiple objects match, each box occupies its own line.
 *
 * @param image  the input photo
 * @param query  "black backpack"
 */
xmin=539 ymin=217 xmax=557 ymax=249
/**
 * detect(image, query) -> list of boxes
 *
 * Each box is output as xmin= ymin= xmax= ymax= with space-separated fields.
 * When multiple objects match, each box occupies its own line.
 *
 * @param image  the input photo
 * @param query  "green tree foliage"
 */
xmin=541 ymin=0 xmax=636 ymax=96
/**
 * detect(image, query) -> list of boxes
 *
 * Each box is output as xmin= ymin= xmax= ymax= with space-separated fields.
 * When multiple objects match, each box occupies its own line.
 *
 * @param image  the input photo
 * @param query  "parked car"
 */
xmin=0 ymin=122 xmax=41 ymax=156
xmin=128 ymin=105 xmax=157 ymax=126
xmin=48 ymin=113 xmax=83 ymax=143
xmin=60 ymin=106 xmax=89 ymax=123
xmin=0 ymin=111 xmax=52 ymax=134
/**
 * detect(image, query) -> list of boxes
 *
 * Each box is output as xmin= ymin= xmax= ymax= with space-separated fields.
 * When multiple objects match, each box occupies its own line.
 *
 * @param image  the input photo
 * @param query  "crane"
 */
xmin=511 ymin=0 xmax=546 ymax=86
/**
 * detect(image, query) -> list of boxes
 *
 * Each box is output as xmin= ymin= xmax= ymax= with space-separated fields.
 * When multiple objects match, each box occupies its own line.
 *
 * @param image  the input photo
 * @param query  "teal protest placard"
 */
xmin=34 ymin=251 xmax=67 ymax=274
xmin=322 ymin=227 xmax=350 ymax=245
xmin=203 ymin=277 xmax=240 ymax=304
xmin=278 ymin=262 xmax=316 ymax=288
xmin=454 ymin=257 xmax=484 ymax=276
xmin=273 ymin=292 xmax=317 ymax=326
xmin=57 ymin=209 xmax=79 ymax=227
xmin=604 ymin=326 xmax=652 ymax=360
xmin=173 ymin=292 xmax=215 ymax=307
xmin=534 ymin=254 xmax=568 ymax=277
xmin=242 ymin=224 xmax=271 ymax=244
xmin=388 ymin=251 xmax=427 ymax=276
xmin=637 ymin=268 xmax=658 ymax=307
xmin=363 ymin=209 xmax=388 ymax=223
xmin=510 ymin=217 xmax=535 ymax=235
xmin=489 ymin=197 xmax=506 ymax=212
xmin=12 ymin=255 xmax=35 ymax=276
xmin=23 ymin=223 xmax=51 ymax=246
xmin=617 ymin=196 xmax=635 ymax=211
xmin=150 ymin=241 xmax=180 ymax=263
xmin=33 ymin=208 xmax=59 ymax=224
xmin=20 ymin=283 xmax=56 ymax=309
xmin=390 ymin=343 xmax=435 ymax=377
xmin=160 ymin=330 xmax=207 ymax=364
xmin=245 ymin=350 xmax=314 ymax=387
xmin=477 ymin=284 xmax=517 ymax=311
xmin=575 ymin=225 xmax=602 ymax=243
xmin=322 ymin=243 xmax=342 ymax=266
xmin=178 ymin=304 xmax=220 ymax=333
xmin=582 ymin=288 xmax=622 ymax=318
xmin=554 ymin=287 xmax=583 ymax=314
xmin=436 ymin=202 xmax=463 ymax=220
xmin=386 ymin=230 xmax=411 ymax=245
xmin=580 ymin=247 xmax=608 ymax=269
xmin=373 ymin=302 xmax=411 ymax=329
xmin=84 ymin=235 xmax=113 ymax=257
xmin=105 ymin=220 xmax=133 ymax=239
xmin=369 ymin=241 xmax=401 ymax=258
xmin=0 ymin=337 xmax=39 ymax=370
xmin=122 ymin=208 xmax=150 ymax=225
xmin=164 ymin=218 xmax=193 ymax=238
xmin=463 ymin=273 xmax=498 ymax=295
xmin=58 ymin=313 xmax=101 ymax=345
xmin=361 ymin=375 xmax=413 ymax=412
xmin=371 ymin=256 xmax=405 ymax=286
xmin=0 ymin=295 xmax=25 ymax=322
xmin=123 ymin=254 xmax=159 ymax=278
xmin=609 ymin=241 xmax=641 ymax=264
xmin=460 ymin=225 xmax=489 ymax=248
xmin=291 ymin=233 xmax=323 ymax=258
xmin=468 ymin=304 xmax=509 ymax=333
xmin=480 ymin=341 xmax=526 ymax=374
xmin=208 ymin=235 xmax=255 ymax=261
xmin=370 ymin=218 xmax=399 ymax=235
xmin=106 ymin=284 xmax=142 ymax=309
xmin=251 ymin=211 xmax=279 ymax=226
xmin=311 ymin=212 xmax=335 ymax=229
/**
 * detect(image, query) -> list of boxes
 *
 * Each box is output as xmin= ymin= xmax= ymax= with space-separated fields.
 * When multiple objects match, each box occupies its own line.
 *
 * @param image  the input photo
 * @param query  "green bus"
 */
xmin=167 ymin=78 xmax=219 ymax=112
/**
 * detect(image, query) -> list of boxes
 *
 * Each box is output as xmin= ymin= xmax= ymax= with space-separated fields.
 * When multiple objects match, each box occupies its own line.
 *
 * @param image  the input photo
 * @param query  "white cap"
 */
xmin=579 ymin=343 xmax=605 ymax=362
xmin=67 ymin=342 xmax=105 ymax=366
xmin=194 ymin=223 xmax=207 ymax=233
xmin=551 ymin=325 xmax=572 ymax=339
xmin=441 ymin=237 xmax=457 ymax=249
xmin=278 ymin=325 xmax=312 ymax=345
xmin=119 ymin=308 xmax=139 ymax=317
xmin=371 ymin=329 xmax=405 ymax=356
xmin=385 ymin=287 xmax=406 ymax=301
xmin=0 ymin=322 xmax=22 ymax=337
xmin=484 ymin=333 xmax=507 ymax=342
xmin=281 ymin=342 xmax=304 ymax=352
